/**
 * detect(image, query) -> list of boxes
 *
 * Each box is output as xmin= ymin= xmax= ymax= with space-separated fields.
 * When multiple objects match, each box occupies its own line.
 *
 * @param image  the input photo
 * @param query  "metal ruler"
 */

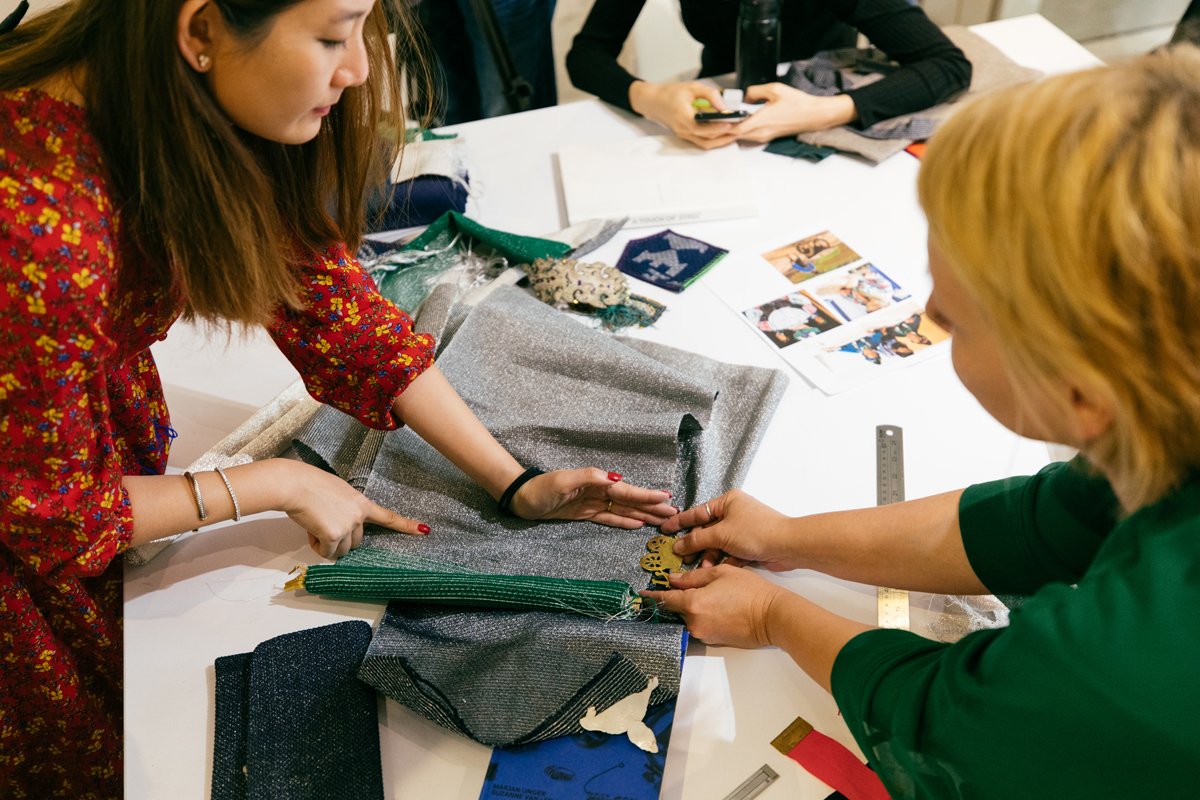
xmin=876 ymin=425 xmax=909 ymax=630
xmin=720 ymin=764 xmax=779 ymax=800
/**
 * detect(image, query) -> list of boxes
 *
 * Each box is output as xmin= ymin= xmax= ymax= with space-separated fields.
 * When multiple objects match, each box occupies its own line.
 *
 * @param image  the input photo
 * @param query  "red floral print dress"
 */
xmin=0 ymin=89 xmax=436 ymax=799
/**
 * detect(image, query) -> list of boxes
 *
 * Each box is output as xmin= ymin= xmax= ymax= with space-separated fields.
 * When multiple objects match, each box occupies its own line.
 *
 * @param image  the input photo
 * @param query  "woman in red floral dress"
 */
xmin=0 ymin=1 xmax=677 ymax=797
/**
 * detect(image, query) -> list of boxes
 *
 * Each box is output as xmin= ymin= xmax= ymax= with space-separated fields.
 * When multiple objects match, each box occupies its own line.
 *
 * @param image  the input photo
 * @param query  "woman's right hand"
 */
xmin=629 ymin=80 xmax=741 ymax=150
xmin=659 ymin=489 xmax=796 ymax=570
xmin=279 ymin=461 xmax=427 ymax=560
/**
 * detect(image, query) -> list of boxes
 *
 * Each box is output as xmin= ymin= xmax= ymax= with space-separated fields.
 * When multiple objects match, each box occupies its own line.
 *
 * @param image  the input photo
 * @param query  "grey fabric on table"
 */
xmin=358 ymin=603 xmax=683 ymax=746
xmin=292 ymin=286 xmax=787 ymax=746
xmin=786 ymin=27 xmax=1044 ymax=162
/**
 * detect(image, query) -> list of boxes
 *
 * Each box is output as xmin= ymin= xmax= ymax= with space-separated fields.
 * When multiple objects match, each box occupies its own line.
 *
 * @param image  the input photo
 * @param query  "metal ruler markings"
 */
xmin=720 ymin=764 xmax=780 ymax=800
xmin=876 ymin=425 xmax=909 ymax=630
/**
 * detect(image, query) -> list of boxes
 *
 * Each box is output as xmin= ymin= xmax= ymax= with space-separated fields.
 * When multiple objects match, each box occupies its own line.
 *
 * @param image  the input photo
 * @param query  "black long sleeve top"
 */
xmin=565 ymin=0 xmax=971 ymax=129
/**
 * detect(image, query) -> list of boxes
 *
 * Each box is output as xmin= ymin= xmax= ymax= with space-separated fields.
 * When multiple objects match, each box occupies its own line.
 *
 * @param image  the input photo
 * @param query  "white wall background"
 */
xmin=20 ymin=0 xmax=65 ymax=15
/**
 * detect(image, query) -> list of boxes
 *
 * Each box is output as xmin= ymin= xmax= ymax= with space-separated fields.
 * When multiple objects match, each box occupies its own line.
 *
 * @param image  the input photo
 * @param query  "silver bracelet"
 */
xmin=214 ymin=466 xmax=242 ymax=522
xmin=184 ymin=471 xmax=207 ymax=522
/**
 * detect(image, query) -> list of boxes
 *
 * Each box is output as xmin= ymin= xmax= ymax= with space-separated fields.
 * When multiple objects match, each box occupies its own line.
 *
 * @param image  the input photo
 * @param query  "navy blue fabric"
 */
xmin=366 ymin=176 xmax=469 ymax=234
xmin=212 ymin=653 xmax=253 ymax=800
xmin=616 ymin=230 xmax=728 ymax=293
xmin=212 ymin=621 xmax=383 ymax=800
xmin=246 ymin=621 xmax=382 ymax=800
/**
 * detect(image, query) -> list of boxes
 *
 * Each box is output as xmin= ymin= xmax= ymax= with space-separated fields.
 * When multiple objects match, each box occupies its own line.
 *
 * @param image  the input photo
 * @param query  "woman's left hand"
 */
xmin=511 ymin=469 xmax=677 ymax=528
xmin=732 ymin=84 xmax=858 ymax=143
xmin=639 ymin=565 xmax=786 ymax=648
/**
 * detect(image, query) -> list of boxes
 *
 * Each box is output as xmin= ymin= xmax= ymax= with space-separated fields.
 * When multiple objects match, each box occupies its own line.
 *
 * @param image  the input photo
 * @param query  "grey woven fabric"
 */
xmin=358 ymin=603 xmax=683 ymax=747
xmin=292 ymin=286 xmax=788 ymax=746
xmin=788 ymin=27 xmax=1044 ymax=162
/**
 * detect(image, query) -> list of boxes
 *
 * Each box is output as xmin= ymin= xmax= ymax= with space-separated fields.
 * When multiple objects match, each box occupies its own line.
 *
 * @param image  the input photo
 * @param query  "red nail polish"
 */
xmin=665 ymin=491 xmax=673 ymax=498
xmin=418 ymin=524 xmax=431 ymax=534
xmin=608 ymin=472 xmax=622 ymax=482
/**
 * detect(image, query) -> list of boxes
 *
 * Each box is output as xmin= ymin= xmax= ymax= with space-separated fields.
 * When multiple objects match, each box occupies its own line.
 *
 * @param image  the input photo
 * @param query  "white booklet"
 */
xmin=557 ymin=136 xmax=758 ymax=228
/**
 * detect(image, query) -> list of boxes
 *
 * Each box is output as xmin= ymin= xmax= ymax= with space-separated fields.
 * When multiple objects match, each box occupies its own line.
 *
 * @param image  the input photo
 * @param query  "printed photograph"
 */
xmin=804 ymin=263 xmax=911 ymax=321
xmin=762 ymin=231 xmax=862 ymax=284
xmin=816 ymin=309 xmax=949 ymax=374
xmin=743 ymin=292 xmax=842 ymax=349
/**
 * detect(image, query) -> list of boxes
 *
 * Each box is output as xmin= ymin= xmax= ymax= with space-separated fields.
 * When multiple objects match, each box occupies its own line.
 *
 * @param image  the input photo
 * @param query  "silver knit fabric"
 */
xmin=292 ymin=286 xmax=788 ymax=745
xmin=358 ymin=604 xmax=683 ymax=747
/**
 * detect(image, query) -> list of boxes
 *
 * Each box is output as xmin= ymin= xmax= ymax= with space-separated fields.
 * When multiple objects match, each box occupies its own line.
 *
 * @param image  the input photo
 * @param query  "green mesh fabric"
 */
xmin=373 ymin=256 xmax=459 ymax=314
xmin=404 ymin=128 xmax=459 ymax=143
xmin=373 ymin=212 xmax=573 ymax=314
xmin=302 ymin=564 xmax=638 ymax=620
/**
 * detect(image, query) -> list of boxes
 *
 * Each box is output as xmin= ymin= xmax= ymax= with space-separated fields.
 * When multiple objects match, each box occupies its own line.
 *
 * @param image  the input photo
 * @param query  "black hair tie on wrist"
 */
xmin=499 ymin=467 xmax=544 ymax=514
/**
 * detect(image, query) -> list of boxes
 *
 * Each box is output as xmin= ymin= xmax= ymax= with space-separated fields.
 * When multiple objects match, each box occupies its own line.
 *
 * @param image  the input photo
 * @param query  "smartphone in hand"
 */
xmin=694 ymin=110 xmax=749 ymax=123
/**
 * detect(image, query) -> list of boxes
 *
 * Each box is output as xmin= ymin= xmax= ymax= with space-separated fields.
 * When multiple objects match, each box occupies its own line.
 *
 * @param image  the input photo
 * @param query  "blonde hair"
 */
xmin=919 ymin=46 xmax=1200 ymax=511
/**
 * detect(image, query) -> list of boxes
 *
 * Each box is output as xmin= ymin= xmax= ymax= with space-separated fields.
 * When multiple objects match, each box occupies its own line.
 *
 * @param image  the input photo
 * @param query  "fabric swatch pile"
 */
xmin=365 ymin=128 xmax=469 ymax=232
xmin=289 ymin=286 xmax=788 ymax=747
xmin=778 ymin=26 xmax=1044 ymax=163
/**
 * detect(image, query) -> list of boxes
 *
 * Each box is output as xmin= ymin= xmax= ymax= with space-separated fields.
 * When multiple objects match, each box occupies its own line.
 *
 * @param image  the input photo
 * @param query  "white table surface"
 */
xmin=128 ymin=16 xmax=1102 ymax=799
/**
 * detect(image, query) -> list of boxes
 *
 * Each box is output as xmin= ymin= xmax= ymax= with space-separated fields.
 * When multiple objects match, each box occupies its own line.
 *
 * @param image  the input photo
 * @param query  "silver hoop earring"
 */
xmin=197 ymin=53 xmax=210 ymax=70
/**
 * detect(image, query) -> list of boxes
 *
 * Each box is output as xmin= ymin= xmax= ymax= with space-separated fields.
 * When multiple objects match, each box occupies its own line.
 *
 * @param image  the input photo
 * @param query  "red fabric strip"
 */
xmin=787 ymin=730 xmax=891 ymax=800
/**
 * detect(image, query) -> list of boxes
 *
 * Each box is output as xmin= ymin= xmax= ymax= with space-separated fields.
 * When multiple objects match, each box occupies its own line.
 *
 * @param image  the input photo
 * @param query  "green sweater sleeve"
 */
xmin=958 ymin=457 xmax=1119 ymax=596
xmin=829 ymin=471 xmax=1200 ymax=799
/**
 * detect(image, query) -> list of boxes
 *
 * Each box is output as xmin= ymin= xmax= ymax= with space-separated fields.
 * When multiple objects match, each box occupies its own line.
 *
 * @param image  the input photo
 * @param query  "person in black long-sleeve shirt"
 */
xmin=566 ymin=0 xmax=970 ymax=149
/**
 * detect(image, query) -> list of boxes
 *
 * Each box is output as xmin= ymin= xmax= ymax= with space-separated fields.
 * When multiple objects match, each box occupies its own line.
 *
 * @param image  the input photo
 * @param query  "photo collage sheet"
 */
xmin=714 ymin=230 xmax=949 ymax=393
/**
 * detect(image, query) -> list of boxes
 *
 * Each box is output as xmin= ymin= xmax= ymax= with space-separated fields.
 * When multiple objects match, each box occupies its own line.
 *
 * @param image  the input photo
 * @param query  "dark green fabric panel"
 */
xmin=402 ymin=211 xmax=571 ymax=265
xmin=958 ymin=457 xmax=1117 ymax=596
xmin=303 ymin=565 xmax=635 ymax=619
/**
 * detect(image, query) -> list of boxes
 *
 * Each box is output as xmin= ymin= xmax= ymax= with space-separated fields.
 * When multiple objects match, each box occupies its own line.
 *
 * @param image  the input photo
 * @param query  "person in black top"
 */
xmin=566 ymin=0 xmax=971 ymax=149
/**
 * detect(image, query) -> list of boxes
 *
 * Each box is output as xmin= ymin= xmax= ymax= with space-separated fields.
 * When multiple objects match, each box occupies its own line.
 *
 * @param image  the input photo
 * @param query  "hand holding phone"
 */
xmin=695 ymin=110 xmax=750 ymax=123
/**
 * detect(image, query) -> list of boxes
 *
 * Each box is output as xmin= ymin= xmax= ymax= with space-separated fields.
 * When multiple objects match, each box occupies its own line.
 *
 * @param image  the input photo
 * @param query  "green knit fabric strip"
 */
xmin=302 ymin=564 xmax=639 ymax=619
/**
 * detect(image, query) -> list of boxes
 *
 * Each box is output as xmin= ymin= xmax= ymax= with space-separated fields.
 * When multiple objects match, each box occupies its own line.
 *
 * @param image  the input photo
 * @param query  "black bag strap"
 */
xmin=463 ymin=0 xmax=534 ymax=114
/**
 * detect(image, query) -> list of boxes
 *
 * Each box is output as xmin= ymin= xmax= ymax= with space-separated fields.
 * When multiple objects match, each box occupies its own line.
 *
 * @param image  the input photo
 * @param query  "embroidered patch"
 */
xmin=615 ymin=230 xmax=728 ymax=293
xmin=524 ymin=257 xmax=629 ymax=310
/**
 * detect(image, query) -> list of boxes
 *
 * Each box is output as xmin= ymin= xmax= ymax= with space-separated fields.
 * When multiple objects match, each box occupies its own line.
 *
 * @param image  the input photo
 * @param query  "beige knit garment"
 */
xmin=796 ymin=26 xmax=1045 ymax=163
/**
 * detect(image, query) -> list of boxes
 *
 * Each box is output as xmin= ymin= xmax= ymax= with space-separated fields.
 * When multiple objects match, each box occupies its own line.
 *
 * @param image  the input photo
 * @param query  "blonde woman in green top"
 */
xmin=644 ymin=47 xmax=1200 ymax=796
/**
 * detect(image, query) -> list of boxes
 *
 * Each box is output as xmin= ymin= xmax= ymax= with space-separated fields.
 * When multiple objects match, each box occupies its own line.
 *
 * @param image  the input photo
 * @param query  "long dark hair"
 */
xmin=0 ymin=0 xmax=435 ymax=325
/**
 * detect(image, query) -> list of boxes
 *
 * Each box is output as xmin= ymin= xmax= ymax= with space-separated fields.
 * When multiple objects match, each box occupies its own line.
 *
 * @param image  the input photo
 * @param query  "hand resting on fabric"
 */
xmin=511 ymin=469 xmax=678 ymax=529
xmin=392 ymin=365 xmax=675 ymax=530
